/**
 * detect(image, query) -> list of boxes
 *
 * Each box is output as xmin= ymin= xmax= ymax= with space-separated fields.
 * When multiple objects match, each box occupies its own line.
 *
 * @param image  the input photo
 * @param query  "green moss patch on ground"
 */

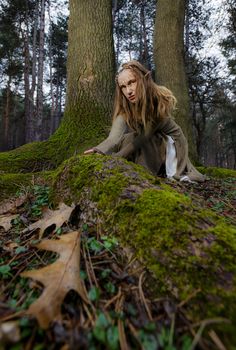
xmin=198 ymin=166 xmax=236 ymax=178
xmin=0 ymin=173 xmax=33 ymax=201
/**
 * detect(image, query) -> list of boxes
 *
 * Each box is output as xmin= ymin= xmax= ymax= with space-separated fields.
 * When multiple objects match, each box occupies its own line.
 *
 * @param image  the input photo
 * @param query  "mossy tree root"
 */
xmin=0 ymin=106 xmax=109 ymax=174
xmin=52 ymin=154 xmax=236 ymax=346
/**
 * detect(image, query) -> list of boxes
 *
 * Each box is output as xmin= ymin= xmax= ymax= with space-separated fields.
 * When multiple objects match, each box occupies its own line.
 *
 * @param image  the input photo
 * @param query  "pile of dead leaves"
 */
xmin=0 ymin=182 xmax=232 ymax=350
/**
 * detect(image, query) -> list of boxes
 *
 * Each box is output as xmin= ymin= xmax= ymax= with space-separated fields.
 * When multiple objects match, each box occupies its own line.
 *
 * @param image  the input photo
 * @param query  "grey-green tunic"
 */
xmin=95 ymin=115 xmax=205 ymax=182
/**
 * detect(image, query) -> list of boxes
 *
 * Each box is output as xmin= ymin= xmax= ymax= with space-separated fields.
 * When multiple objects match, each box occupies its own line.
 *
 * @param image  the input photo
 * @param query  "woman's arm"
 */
xmin=92 ymin=115 xmax=128 ymax=155
xmin=114 ymin=120 xmax=160 ymax=158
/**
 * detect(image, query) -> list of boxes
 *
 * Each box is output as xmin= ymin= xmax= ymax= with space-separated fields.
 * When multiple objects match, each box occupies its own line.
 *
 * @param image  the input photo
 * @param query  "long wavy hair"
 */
xmin=113 ymin=60 xmax=177 ymax=130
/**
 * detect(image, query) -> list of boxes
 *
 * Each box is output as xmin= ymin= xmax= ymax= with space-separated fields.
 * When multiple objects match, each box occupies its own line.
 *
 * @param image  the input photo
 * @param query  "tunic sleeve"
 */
xmin=114 ymin=120 xmax=159 ymax=158
xmin=94 ymin=115 xmax=127 ymax=155
xmin=114 ymin=118 xmax=179 ymax=158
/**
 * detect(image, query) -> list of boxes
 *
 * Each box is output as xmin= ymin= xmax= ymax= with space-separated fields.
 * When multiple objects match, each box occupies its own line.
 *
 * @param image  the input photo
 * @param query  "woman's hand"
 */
xmin=84 ymin=148 xmax=104 ymax=155
xmin=84 ymin=148 xmax=96 ymax=154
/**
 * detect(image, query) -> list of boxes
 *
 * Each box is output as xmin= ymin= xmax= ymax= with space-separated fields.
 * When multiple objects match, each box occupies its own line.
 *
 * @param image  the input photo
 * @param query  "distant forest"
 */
xmin=0 ymin=0 xmax=235 ymax=169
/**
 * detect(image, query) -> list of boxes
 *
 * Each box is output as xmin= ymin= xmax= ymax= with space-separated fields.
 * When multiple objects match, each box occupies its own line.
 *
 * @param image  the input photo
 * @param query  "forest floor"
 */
xmin=0 ymin=175 xmax=235 ymax=350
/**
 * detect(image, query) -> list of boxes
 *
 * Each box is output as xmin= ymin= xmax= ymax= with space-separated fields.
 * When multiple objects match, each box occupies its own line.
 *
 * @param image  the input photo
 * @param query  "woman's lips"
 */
xmin=129 ymin=95 xmax=135 ymax=101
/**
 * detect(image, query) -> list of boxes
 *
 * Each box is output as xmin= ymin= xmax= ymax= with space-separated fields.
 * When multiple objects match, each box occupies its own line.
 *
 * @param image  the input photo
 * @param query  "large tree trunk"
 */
xmin=0 ymin=0 xmax=115 ymax=173
xmin=154 ymin=0 xmax=197 ymax=160
xmin=66 ymin=0 xmax=115 ymax=115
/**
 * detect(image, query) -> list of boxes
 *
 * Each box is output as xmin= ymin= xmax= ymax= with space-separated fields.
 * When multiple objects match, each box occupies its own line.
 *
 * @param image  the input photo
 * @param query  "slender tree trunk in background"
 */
xmin=115 ymin=9 xmax=120 ymax=65
xmin=24 ymin=15 xmax=31 ymax=144
xmin=140 ymin=2 xmax=149 ymax=68
xmin=35 ymin=0 xmax=45 ymax=141
xmin=184 ymin=0 xmax=190 ymax=54
xmin=26 ymin=1 xmax=39 ymax=143
xmin=112 ymin=0 xmax=118 ymax=23
xmin=154 ymin=0 xmax=197 ymax=160
xmin=3 ymin=77 xmax=12 ymax=150
xmin=48 ymin=1 xmax=55 ymax=135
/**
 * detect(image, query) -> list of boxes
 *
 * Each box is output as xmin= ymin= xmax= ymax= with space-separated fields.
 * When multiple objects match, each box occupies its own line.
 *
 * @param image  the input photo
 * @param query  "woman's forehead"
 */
xmin=118 ymin=69 xmax=136 ymax=85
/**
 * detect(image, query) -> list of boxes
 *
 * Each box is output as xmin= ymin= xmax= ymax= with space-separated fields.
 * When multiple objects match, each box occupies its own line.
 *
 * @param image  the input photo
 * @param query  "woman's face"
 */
xmin=118 ymin=69 xmax=137 ymax=103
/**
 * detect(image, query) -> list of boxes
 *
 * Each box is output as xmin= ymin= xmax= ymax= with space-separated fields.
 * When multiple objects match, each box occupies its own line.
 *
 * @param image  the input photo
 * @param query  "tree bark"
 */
xmin=154 ymin=0 xmax=197 ymax=160
xmin=66 ymin=0 xmax=115 ymax=114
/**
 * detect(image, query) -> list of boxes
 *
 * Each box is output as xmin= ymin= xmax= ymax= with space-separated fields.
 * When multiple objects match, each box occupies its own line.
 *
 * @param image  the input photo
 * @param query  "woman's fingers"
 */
xmin=84 ymin=149 xmax=95 ymax=154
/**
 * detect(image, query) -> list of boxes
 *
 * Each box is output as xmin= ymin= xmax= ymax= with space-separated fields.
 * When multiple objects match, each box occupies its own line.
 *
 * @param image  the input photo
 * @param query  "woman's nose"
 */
xmin=127 ymin=86 xmax=132 ymax=94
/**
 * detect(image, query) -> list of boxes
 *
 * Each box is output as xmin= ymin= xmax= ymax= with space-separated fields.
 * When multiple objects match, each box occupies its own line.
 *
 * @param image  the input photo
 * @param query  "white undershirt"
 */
xmin=166 ymin=136 xmax=192 ymax=182
xmin=165 ymin=135 xmax=177 ymax=178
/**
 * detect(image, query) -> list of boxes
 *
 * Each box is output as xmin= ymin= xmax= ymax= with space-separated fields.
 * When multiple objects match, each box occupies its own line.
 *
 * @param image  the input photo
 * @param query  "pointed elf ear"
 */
xmin=144 ymin=71 xmax=151 ymax=78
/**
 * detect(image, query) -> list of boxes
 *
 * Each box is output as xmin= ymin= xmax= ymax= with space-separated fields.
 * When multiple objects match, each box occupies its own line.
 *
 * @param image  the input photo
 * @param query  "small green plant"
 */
xmin=88 ymin=286 xmax=101 ymax=301
xmin=12 ymin=215 xmax=24 ymax=233
xmin=85 ymin=235 xmax=119 ymax=255
xmin=87 ymin=237 xmax=103 ymax=253
xmin=101 ymin=235 xmax=118 ymax=251
xmin=15 ymin=246 xmax=27 ymax=254
xmin=104 ymin=281 xmax=116 ymax=294
xmin=30 ymin=185 xmax=50 ymax=217
xmin=0 ymin=264 xmax=12 ymax=278
xmin=92 ymin=312 xmax=119 ymax=350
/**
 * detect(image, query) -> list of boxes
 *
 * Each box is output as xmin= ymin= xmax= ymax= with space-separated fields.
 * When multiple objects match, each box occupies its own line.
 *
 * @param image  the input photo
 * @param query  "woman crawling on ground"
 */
xmin=84 ymin=60 xmax=205 ymax=182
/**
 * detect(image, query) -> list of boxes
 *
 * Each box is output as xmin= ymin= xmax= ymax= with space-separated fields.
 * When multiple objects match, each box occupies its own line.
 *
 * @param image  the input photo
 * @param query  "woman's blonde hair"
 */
xmin=113 ymin=60 xmax=177 ymax=130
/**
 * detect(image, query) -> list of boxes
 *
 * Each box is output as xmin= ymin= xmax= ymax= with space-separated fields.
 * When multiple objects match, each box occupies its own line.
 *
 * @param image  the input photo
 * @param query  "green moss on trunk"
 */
xmin=0 ymin=106 xmax=109 ymax=173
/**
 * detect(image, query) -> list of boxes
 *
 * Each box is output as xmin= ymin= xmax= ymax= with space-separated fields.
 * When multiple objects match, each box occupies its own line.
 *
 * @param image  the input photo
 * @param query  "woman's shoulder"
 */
xmin=114 ymin=114 xmax=126 ymax=122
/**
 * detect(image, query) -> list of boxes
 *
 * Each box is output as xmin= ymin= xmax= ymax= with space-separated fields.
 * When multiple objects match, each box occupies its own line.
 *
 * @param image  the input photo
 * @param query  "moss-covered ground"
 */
xmin=0 ymin=154 xmax=235 ymax=349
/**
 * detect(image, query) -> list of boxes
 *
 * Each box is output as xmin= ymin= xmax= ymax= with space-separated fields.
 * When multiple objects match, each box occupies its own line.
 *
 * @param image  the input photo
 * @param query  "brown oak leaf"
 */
xmin=0 ymin=214 xmax=18 ymax=232
xmin=0 ymin=195 xmax=27 ymax=215
xmin=23 ymin=202 xmax=75 ymax=239
xmin=21 ymin=231 xmax=88 ymax=328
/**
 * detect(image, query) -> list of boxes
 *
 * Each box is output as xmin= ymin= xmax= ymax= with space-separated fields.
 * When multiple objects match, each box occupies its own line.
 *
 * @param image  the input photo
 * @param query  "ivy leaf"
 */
xmin=15 ymin=246 xmax=27 ymax=254
xmin=95 ymin=313 xmax=109 ymax=328
xmin=88 ymin=286 xmax=100 ymax=301
xmin=107 ymin=326 xmax=119 ymax=350
xmin=0 ymin=264 xmax=11 ymax=276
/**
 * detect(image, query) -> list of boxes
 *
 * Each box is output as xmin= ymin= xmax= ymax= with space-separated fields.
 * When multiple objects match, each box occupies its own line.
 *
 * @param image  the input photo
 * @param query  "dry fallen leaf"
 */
xmin=21 ymin=231 xmax=89 ymax=329
xmin=0 ymin=214 xmax=18 ymax=232
xmin=3 ymin=241 xmax=19 ymax=253
xmin=0 ymin=195 xmax=27 ymax=215
xmin=0 ymin=321 xmax=21 ymax=345
xmin=23 ymin=202 xmax=75 ymax=239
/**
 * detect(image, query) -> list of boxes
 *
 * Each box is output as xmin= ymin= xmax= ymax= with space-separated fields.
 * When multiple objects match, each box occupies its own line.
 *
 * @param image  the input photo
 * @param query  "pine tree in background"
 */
xmin=0 ymin=1 xmax=24 ymax=150
xmin=221 ymin=0 xmax=236 ymax=97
